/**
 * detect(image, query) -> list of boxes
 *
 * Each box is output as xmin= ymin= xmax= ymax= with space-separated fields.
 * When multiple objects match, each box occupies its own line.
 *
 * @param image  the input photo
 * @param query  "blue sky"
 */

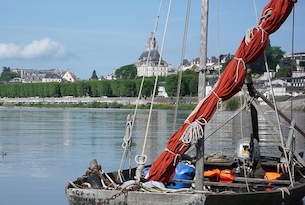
xmin=0 ymin=0 xmax=304 ymax=80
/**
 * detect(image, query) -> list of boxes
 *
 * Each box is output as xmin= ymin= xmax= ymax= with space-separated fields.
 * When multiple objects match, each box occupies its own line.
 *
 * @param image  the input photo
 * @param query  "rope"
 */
xmin=119 ymin=2 xmax=163 ymax=176
xmin=122 ymin=114 xmax=133 ymax=149
xmin=290 ymin=3 xmax=295 ymax=118
xmin=259 ymin=8 xmax=272 ymax=27
xmin=277 ymin=187 xmax=290 ymax=200
xmin=212 ymin=90 xmax=222 ymax=111
xmin=165 ymin=148 xmax=181 ymax=166
xmin=216 ymin=0 xmax=221 ymax=76
xmin=133 ymin=0 xmax=164 ymax=180
xmin=277 ymin=163 xmax=289 ymax=174
xmin=118 ymin=114 xmax=134 ymax=182
xmin=252 ymin=0 xmax=259 ymax=23
xmin=245 ymin=26 xmax=267 ymax=46
xmin=233 ymin=57 xmax=246 ymax=82
xmin=253 ymin=0 xmax=294 ymax=186
xmin=141 ymin=0 xmax=172 ymax=157
xmin=180 ymin=118 xmax=206 ymax=146
xmin=173 ymin=0 xmax=191 ymax=131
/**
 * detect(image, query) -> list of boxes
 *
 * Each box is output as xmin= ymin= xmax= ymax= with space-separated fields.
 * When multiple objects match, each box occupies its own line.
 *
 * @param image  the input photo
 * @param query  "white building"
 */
xmin=42 ymin=73 xmax=62 ymax=83
xmin=62 ymin=70 xmax=78 ymax=82
xmin=136 ymin=32 xmax=171 ymax=77
xmin=157 ymin=82 xmax=168 ymax=97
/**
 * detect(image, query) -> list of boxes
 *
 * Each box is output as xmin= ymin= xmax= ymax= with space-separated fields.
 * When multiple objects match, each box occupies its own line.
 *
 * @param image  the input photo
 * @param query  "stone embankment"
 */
xmin=0 ymin=96 xmax=304 ymax=111
xmin=0 ymin=96 xmax=144 ymax=106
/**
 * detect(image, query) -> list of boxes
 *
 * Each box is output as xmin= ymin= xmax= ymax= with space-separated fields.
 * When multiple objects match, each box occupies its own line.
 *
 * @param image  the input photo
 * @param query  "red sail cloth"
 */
xmin=146 ymin=0 xmax=296 ymax=183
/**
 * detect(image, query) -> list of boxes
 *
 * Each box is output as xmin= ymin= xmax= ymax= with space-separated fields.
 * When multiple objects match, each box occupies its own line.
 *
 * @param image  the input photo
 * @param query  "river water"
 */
xmin=0 ymin=107 xmax=304 ymax=205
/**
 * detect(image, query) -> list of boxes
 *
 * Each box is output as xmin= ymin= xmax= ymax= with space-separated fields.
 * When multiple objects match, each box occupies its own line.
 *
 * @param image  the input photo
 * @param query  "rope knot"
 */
xmin=245 ymin=26 xmax=266 ymax=45
xmin=212 ymin=91 xmax=222 ymax=111
xmin=180 ymin=118 xmax=206 ymax=145
xmin=165 ymin=148 xmax=181 ymax=166
xmin=277 ymin=187 xmax=290 ymax=199
xmin=233 ymin=57 xmax=246 ymax=82
xmin=260 ymin=8 xmax=272 ymax=24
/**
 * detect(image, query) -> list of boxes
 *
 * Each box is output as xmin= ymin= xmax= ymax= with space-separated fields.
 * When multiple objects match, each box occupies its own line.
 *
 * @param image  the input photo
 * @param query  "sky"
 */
xmin=0 ymin=0 xmax=304 ymax=80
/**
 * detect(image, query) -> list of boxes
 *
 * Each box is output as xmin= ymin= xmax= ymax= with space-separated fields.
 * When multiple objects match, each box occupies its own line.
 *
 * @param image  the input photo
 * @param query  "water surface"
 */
xmin=0 ymin=108 xmax=304 ymax=205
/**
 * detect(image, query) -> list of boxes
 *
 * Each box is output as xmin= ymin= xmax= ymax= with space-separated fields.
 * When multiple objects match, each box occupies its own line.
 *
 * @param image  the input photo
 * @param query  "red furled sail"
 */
xmin=147 ymin=0 xmax=296 ymax=183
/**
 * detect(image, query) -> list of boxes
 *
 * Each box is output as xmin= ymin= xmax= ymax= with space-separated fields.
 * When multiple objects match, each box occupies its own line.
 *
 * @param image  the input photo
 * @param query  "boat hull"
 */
xmin=66 ymin=182 xmax=305 ymax=205
xmin=66 ymin=188 xmax=207 ymax=205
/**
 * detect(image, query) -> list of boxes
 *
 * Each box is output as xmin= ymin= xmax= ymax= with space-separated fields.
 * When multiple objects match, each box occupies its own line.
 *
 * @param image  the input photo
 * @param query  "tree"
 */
xmin=115 ymin=64 xmax=137 ymax=79
xmin=182 ymin=70 xmax=197 ymax=96
xmin=165 ymin=75 xmax=178 ymax=97
xmin=189 ymin=77 xmax=198 ymax=97
xmin=0 ymin=67 xmax=20 ymax=83
xmin=118 ymin=80 xmax=136 ymax=97
xmin=248 ymin=41 xmax=285 ymax=74
xmin=97 ymin=81 xmax=112 ymax=97
xmin=275 ymin=66 xmax=292 ymax=78
xmin=135 ymin=78 xmax=154 ymax=97
xmin=265 ymin=43 xmax=285 ymax=70
xmin=221 ymin=56 xmax=232 ymax=73
xmin=90 ymin=70 xmax=98 ymax=80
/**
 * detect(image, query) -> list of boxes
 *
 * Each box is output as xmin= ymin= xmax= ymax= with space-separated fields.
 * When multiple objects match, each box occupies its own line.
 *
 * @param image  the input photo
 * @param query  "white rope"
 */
xmin=173 ymin=0 xmax=191 ymax=131
xmin=180 ymin=118 xmax=206 ymax=146
xmin=104 ymin=171 xmax=119 ymax=189
xmin=245 ymin=26 xmax=267 ymax=46
xmin=252 ymin=0 xmax=295 ymax=186
xmin=122 ymin=114 xmax=133 ymax=149
xmin=277 ymin=187 xmax=290 ymax=200
xmin=212 ymin=91 xmax=222 ymax=111
xmin=216 ymin=0 xmax=221 ymax=76
xmin=233 ymin=57 xmax=246 ymax=82
xmin=242 ymin=158 xmax=251 ymax=192
xmin=118 ymin=114 xmax=134 ymax=181
xmin=164 ymin=148 xmax=181 ymax=166
xmin=141 ymin=0 xmax=172 ymax=157
xmin=133 ymin=0 xmax=164 ymax=180
xmin=259 ymin=8 xmax=272 ymax=27
xmin=252 ymin=0 xmax=259 ymax=23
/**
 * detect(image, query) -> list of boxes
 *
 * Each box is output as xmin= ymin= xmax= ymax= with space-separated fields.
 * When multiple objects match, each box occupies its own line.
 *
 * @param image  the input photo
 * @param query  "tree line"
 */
xmin=0 ymin=71 xmax=199 ymax=98
xmin=0 ymin=79 xmax=149 ymax=98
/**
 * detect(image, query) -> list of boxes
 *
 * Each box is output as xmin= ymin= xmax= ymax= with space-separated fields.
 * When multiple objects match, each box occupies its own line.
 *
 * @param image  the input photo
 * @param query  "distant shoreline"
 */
xmin=0 ymin=96 xmax=304 ymax=111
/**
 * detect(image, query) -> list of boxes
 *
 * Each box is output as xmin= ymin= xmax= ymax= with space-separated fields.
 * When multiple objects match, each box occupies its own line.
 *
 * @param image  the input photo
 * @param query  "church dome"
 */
xmin=138 ymin=49 xmax=160 ymax=62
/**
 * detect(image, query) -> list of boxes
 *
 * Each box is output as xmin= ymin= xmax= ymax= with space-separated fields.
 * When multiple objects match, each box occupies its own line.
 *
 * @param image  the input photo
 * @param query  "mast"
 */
xmin=195 ymin=0 xmax=209 ymax=191
xmin=246 ymin=70 xmax=259 ymax=142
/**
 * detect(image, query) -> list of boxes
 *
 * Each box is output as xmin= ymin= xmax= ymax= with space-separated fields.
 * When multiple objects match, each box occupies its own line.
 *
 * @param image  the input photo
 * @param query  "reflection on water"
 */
xmin=0 ymin=107 xmax=304 ymax=205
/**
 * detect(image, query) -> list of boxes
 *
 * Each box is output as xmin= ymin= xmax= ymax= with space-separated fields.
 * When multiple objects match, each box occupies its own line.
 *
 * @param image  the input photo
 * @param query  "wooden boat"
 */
xmin=65 ymin=0 xmax=305 ymax=204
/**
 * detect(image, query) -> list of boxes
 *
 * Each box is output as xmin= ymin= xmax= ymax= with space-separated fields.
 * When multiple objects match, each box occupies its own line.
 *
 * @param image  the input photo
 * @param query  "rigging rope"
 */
xmin=118 ymin=113 xmax=134 ymax=180
xmin=252 ymin=0 xmax=294 ymax=186
xmin=216 ymin=0 xmax=221 ymax=76
xmin=173 ymin=0 xmax=191 ymax=131
xmin=141 ymin=0 xmax=172 ymax=156
xmin=119 ymin=0 xmax=164 ymax=179
xmin=290 ymin=7 xmax=295 ymax=118
xmin=135 ymin=0 xmax=173 ymax=180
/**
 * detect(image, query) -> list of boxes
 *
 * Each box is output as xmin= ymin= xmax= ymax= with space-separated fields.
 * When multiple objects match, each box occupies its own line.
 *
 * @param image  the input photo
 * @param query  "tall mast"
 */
xmin=195 ymin=0 xmax=209 ymax=190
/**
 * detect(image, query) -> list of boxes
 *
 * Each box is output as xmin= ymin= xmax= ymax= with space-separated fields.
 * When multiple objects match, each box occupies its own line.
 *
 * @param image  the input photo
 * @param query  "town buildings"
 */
xmin=9 ymin=68 xmax=78 ymax=83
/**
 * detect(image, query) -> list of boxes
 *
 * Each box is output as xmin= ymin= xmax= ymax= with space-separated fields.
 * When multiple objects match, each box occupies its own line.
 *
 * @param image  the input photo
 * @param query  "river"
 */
xmin=0 ymin=107 xmax=304 ymax=205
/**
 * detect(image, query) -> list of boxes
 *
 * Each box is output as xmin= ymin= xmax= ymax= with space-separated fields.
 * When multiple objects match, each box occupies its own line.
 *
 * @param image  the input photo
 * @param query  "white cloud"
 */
xmin=0 ymin=38 xmax=68 ymax=59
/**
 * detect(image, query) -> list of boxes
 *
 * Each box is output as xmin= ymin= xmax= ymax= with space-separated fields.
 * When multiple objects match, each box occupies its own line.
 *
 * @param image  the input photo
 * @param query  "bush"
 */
xmin=225 ymin=97 xmax=240 ymax=111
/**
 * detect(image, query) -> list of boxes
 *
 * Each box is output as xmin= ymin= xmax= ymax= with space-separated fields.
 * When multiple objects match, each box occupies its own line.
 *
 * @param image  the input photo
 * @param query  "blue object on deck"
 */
xmin=167 ymin=162 xmax=195 ymax=189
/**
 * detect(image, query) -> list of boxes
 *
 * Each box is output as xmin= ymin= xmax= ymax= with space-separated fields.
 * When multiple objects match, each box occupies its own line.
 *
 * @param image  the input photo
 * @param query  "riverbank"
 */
xmin=0 ymin=96 xmax=198 ymax=110
xmin=0 ymin=96 xmax=304 ymax=111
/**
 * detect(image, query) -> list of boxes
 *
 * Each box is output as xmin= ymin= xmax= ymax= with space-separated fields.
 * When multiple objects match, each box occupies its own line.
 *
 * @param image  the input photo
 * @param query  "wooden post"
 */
xmin=195 ymin=0 xmax=209 ymax=191
xmin=245 ymin=70 xmax=259 ymax=142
